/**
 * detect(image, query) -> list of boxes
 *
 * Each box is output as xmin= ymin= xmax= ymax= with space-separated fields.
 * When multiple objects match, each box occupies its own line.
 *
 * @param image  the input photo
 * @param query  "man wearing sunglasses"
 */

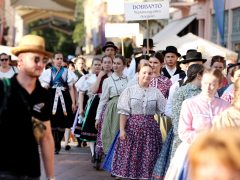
xmin=0 ymin=53 xmax=18 ymax=79
xmin=0 ymin=35 xmax=55 ymax=180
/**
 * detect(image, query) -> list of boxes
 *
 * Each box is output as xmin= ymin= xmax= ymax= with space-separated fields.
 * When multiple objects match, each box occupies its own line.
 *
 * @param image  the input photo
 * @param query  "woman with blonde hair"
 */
xmin=188 ymin=128 xmax=240 ymax=180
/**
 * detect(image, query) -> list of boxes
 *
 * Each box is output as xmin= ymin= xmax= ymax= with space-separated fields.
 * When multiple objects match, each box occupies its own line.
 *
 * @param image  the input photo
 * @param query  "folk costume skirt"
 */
xmin=50 ymin=88 xmax=73 ymax=128
xmin=80 ymin=95 xmax=99 ymax=142
xmin=151 ymin=128 xmax=174 ymax=180
xmin=101 ymin=96 xmax=120 ymax=154
xmin=112 ymin=115 xmax=162 ymax=179
xmin=96 ymin=104 xmax=107 ymax=155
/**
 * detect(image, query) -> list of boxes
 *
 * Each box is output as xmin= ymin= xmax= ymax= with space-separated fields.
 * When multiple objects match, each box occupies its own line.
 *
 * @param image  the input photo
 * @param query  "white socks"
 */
xmin=89 ymin=142 xmax=95 ymax=156
xmin=64 ymin=128 xmax=71 ymax=146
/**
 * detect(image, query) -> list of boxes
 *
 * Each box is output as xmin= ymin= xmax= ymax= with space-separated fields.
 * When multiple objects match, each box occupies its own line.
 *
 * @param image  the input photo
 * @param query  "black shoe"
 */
xmin=95 ymin=154 xmax=102 ymax=170
xmin=55 ymin=150 xmax=59 ymax=155
xmin=65 ymin=145 xmax=71 ymax=151
xmin=83 ymin=141 xmax=87 ymax=147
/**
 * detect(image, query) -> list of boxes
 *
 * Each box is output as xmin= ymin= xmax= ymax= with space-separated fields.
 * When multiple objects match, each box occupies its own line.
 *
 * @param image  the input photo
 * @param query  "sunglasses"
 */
xmin=33 ymin=57 xmax=48 ymax=64
xmin=0 ymin=58 xmax=9 ymax=62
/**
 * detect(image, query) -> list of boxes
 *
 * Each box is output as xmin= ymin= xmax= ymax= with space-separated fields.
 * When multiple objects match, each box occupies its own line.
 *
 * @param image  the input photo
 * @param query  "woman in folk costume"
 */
xmin=73 ymin=58 xmax=101 ymax=146
xmin=72 ymin=56 xmax=89 ymax=148
xmin=213 ymin=78 xmax=240 ymax=129
xmin=111 ymin=64 xmax=166 ymax=179
xmin=221 ymin=65 xmax=240 ymax=104
xmin=79 ymin=55 xmax=113 ymax=161
xmin=149 ymin=51 xmax=172 ymax=98
xmin=95 ymin=55 xmax=128 ymax=161
xmin=39 ymin=52 xmax=76 ymax=154
xmin=152 ymin=64 xmax=204 ymax=180
xmin=165 ymin=69 xmax=230 ymax=180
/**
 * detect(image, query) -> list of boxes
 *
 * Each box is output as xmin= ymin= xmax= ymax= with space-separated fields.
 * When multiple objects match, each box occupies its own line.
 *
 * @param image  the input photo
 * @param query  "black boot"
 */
xmin=95 ymin=154 xmax=102 ymax=170
xmin=55 ymin=129 xmax=65 ymax=154
xmin=76 ymin=137 xmax=82 ymax=147
xmin=52 ymin=130 xmax=60 ymax=154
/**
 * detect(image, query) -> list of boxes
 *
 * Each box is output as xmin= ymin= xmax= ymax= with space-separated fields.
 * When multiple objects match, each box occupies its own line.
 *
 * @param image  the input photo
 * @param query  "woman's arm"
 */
xmin=119 ymin=114 xmax=128 ymax=140
xmin=78 ymin=91 xmax=85 ymax=116
xmin=90 ymin=71 xmax=106 ymax=93
xmin=69 ymin=85 xmax=76 ymax=112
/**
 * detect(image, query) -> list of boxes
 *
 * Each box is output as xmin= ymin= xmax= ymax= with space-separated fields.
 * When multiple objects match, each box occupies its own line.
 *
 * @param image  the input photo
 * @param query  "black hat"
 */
xmin=102 ymin=41 xmax=118 ymax=52
xmin=162 ymin=46 xmax=181 ymax=57
xmin=141 ymin=38 xmax=155 ymax=48
xmin=181 ymin=49 xmax=197 ymax=60
xmin=181 ymin=51 xmax=207 ymax=64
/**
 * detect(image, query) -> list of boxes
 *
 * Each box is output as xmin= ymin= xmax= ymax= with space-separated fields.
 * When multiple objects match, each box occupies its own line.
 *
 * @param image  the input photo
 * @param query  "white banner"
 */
xmin=124 ymin=1 xmax=169 ymax=21
xmin=105 ymin=23 xmax=139 ymax=38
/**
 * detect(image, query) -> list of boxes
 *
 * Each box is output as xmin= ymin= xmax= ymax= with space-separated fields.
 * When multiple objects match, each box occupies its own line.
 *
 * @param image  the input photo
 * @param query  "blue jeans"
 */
xmin=0 ymin=171 xmax=39 ymax=180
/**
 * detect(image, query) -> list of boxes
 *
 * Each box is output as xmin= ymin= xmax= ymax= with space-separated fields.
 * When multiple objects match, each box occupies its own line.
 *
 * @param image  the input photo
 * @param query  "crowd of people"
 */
xmin=0 ymin=34 xmax=240 ymax=180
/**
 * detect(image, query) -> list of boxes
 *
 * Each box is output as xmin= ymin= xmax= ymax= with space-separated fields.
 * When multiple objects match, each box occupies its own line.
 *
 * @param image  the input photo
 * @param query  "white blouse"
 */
xmin=39 ymin=68 xmax=76 ymax=88
xmin=75 ymin=73 xmax=97 ymax=95
xmin=0 ymin=66 xmax=18 ymax=79
xmin=117 ymin=84 xmax=166 ymax=116
xmin=95 ymin=73 xmax=128 ymax=120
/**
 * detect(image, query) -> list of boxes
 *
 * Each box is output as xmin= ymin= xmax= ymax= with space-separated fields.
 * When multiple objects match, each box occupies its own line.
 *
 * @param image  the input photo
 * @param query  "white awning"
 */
xmin=153 ymin=15 xmax=196 ymax=43
xmin=154 ymin=33 xmax=238 ymax=66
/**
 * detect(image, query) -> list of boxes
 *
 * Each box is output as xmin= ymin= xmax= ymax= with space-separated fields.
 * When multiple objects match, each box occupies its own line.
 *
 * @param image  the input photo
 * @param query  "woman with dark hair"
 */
xmin=39 ymin=51 xmax=76 ymax=154
xmin=152 ymin=64 xmax=204 ymax=180
xmin=79 ymin=55 xmax=112 ymax=163
xmin=210 ymin=55 xmax=228 ymax=89
xmin=73 ymin=57 xmax=102 ymax=147
xmin=0 ymin=53 xmax=18 ymax=79
xmin=95 ymin=55 xmax=128 ymax=168
xmin=149 ymin=51 xmax=172 ymax=98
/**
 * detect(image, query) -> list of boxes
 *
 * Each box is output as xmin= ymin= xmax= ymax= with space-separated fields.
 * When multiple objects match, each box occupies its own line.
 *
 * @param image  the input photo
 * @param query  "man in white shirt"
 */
xmin=165 ymin=50 xmax=207 ymax=117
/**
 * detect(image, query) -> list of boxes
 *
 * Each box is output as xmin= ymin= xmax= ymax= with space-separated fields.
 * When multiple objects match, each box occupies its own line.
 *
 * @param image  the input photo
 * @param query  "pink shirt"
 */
xmin=178 ymin=94 xmax=230 ymax=144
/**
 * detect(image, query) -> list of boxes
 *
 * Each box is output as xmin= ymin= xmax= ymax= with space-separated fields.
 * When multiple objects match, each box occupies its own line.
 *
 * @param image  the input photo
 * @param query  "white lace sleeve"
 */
xmin=39 ymin=69 xmax=51 ymax=88
xmin=156 ymin=89 xmax=167 ymax=115
xmin=75 ymin=75 xmax=87 ymax=92
xmin=117 ymin=87 xmax=131 ymax=115
xmin=67 ymin=70 xmax=77 ymax=86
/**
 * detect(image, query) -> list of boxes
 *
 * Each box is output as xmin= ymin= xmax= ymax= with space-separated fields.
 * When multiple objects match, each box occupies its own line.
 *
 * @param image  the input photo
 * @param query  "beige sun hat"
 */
xmin=11 ymin=34 xmax=52 ymax=57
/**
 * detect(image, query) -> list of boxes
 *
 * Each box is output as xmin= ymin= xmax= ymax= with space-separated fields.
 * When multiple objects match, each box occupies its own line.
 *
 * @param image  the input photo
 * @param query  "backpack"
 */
xmin=0 ymin=78 xmax=11 ymax=123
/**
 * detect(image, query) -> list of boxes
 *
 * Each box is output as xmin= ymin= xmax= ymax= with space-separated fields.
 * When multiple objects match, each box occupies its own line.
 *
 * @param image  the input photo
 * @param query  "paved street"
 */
xmin=40 ymin=142 xmax=113 ymax=180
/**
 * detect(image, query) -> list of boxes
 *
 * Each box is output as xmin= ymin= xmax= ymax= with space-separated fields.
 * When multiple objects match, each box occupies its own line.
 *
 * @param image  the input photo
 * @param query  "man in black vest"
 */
xmin=161 ymin=46 xmax=184 ymax=79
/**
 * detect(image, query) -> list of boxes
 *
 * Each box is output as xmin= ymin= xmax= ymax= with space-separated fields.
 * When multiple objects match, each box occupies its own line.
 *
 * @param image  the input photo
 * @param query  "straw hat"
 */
xmin=12 ymin=34 xmax=52 ymax=57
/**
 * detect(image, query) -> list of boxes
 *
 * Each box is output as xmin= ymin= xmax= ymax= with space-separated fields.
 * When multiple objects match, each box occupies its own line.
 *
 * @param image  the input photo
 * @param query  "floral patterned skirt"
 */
xmin=95 ymin=104 xmax=107 ymax=155
xmin=112 ymin=114 xmax=162 ymax=179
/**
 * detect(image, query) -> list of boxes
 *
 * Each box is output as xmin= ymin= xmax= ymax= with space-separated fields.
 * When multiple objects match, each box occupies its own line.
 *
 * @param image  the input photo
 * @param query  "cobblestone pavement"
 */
xmin=40 ymin=142 xmax=113 ymax=180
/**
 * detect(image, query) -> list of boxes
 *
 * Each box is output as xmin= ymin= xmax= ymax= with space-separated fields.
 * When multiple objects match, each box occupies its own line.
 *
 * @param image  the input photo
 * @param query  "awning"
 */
xmin=152 ymin=15 xmax=196 ymax=43
xmin=154 ymin=33 xmax=238 ymax=66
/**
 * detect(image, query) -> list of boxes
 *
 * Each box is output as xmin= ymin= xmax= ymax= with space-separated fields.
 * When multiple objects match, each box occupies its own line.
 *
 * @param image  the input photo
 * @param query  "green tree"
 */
xmin=72 ymin=0 xmax=85 ymax=50
xmin=28 ymin=19 xmax=75 ymax=57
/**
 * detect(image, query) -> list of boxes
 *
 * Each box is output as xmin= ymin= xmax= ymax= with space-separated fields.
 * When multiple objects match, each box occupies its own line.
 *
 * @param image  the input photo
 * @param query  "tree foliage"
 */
xmin=72 ymin=0 xmax=85 ymax=47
